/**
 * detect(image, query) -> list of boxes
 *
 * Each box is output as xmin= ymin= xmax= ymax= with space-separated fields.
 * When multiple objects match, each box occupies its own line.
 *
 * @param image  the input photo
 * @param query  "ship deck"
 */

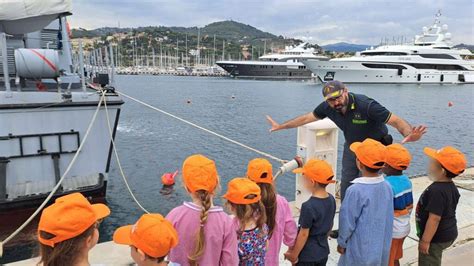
xmin=7 ymin=168 xmax=474 ymax=266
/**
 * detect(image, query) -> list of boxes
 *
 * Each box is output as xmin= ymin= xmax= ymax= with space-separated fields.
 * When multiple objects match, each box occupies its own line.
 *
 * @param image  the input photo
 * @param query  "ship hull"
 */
xmin=0 ymin=178 xmax=107 ymax=212
xmin=217 ymin=61 xmax=314 ymax=79
xmin=0 ymin=91 xmax=123 ymax=213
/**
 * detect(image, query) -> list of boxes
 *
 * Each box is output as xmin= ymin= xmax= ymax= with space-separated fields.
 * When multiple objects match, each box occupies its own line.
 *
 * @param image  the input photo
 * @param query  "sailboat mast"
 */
xmin=213 ymin=34 xmax=216 ymax=65
xmin=197 ymin=27 xmax=200 ymax=66
xmin=185 ymin=33 xmax=188 ymax=66
xmin=222 ymin=40 xmax=225 ymax=60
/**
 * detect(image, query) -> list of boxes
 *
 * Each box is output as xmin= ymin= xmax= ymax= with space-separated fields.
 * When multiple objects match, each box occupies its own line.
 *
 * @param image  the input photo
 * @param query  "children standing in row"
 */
xmin=284 ymin=159 xmax=337 ymax=266
xmin=223 ymin=177 xmax=269 ymax=266
xmin=246 ymin=158 xmax=297 ymax=265
xmin=35 ymin=146 xmax=468 ymax=266
xmin=383 ymin=143 xmax=414 ymax=266
xmin=113 ymin=213 xmax=178 ymax=266
xmin=416 ymin=146 xmax=466 ymax=266
xmin=337 ymin=138 xmax=394 ymax=266
xmin=37 ymin=192 xmax=110 ymax=266
xmin=166 ymin=154 xmax=238 ymax=265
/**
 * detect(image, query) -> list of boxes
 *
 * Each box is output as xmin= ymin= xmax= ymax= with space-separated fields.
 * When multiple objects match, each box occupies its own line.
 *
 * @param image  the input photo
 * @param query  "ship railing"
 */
xmin=0 ymin=32 xmax=11 ymax=94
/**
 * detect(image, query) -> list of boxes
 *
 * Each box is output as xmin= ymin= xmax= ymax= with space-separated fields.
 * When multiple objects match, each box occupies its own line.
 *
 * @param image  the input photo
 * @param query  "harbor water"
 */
xmin=2 ymin=75 xmax=473 ymax=263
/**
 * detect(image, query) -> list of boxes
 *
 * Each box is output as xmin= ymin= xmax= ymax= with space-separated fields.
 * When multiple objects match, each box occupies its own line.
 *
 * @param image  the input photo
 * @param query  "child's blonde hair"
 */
xmin=188 ymin=189 xmax=213 ymax=265
xmin=181 ymin=154 xmax=220 ymax=266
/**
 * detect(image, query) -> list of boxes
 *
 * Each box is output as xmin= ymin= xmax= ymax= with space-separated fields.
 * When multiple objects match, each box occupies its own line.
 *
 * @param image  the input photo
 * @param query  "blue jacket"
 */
xmin=338 ymin=176 xmax=394 ymax=266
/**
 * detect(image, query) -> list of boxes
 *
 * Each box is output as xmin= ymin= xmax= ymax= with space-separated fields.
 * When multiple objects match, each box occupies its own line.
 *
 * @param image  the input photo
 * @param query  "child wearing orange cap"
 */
xmin=165 ymin=154 xmax=238 ymax=266
xmin=416 ymin=146 xmax=467 ymax=266
xmin=284 ymin=159 xmax=336 ymax=266
xmin=246 ymin=158 xmax=297 ymax=265
xmin=337 ymin=138 xmax=394 ymax=266
xmin=383 ymin=143 xmax=414 ymax=266
xmin=113 ymin=213 xmax=178 ymax=265
xmin=223 ymin=177 xmax=269 ymax=266
xmin=37 ymin=192 xmax=110 ymax=266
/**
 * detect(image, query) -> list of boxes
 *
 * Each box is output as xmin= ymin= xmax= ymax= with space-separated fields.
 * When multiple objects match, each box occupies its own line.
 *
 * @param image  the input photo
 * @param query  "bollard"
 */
xmin=295 ymin=119 xmax=339 ymax=209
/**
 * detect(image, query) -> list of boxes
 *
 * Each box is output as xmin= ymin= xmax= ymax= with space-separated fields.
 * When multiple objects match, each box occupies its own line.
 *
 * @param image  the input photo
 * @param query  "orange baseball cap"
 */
xmin=182 ymin=154 xmax=218 ymax=193
xmin=223 ymin=177 xmax=261 ymax=204
xmin=293 ymin=159 xmax=335 ymax=184
xmin=38 ymin=192 xmax=110 ymax=247
xmin=113 ymin=213 xmax=178 ymax=258
xmin=385 ymin=143 xmax=412 ymax=170
xmin=350 ymin=138 xmax=386 ymax=169
xmin=247 ymin=158 xmax=273 ymax=184
xmin=424 ymin=146 xmax=467 ymax=175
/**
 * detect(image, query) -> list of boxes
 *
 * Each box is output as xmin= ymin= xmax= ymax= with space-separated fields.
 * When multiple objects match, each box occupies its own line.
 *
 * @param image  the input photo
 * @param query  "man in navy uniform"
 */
xmin=267 ymin=80 xmax=426 ymax=201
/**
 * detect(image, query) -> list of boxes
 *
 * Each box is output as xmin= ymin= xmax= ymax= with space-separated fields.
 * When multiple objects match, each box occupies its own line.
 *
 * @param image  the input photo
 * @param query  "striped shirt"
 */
xmin=385 ymin=174 xmax=413 ymax=239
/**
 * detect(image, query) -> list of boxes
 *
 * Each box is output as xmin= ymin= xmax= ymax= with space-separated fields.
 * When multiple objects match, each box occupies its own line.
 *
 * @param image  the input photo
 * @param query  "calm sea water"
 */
xmin=103 ymin=75 xmax=473 ymax=239
xmin=2 ymin=75 xmax=473 ymax=262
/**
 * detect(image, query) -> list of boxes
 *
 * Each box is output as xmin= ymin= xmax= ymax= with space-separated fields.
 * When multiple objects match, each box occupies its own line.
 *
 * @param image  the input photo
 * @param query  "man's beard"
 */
xmin=333 ymin=98 xmax=348 ymax=113
xmin=334 ymin=105 xmax=344 ymax=112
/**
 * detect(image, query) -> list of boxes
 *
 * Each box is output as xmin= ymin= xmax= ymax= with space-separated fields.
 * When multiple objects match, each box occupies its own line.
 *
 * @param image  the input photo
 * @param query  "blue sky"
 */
xmin=70 ymin=0 xmax=473 ymax=45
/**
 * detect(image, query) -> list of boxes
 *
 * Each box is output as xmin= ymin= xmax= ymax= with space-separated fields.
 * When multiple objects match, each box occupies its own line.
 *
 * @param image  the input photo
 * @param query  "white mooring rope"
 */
xmin=1 ymin=86 xmax=288 ymax=257
xmin=103 ymin=95 xmax=150 ymax=214
xmin=0 ymin=91 xmax=107 ymax=257
xmin=116 ymin=90 xmax=286 ymax=164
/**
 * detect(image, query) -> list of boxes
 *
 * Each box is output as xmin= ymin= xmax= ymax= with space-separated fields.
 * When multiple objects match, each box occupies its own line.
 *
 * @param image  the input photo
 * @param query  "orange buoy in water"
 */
xmin=161 ymin=170 xmax=178 ymax=186
xmin=448 ymin=101 xmax=453 ymax=107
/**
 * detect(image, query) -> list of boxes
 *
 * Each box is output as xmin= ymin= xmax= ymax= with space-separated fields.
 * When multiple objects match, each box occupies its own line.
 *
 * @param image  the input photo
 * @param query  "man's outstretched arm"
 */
xmin=387 ymin=114 xmax=427 ymax=144
xmin=266 ymin=112 xmax=318 ymax=132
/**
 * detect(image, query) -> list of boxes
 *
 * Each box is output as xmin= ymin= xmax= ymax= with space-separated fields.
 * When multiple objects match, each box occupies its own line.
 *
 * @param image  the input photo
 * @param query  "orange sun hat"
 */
xmin=113 ymin=213 xmax=178 ymax=258
xmin=38 ymin=192 xmax=110 ymax=247
xmin=424 ymin=146 xmax=467 ymax=175
xmin=293 ymin=159 xmax=335 ymax=184
xmin=182 ymin=154 xmax=218 ymax=193
xmin=350 ymin=138 xmax=386 ymax=169
xmin=385 ymin=143 xmax=412 ymax=170
xmin=247 ymin=158 xmax=273 ymax=184
xmin=223 ymin=177 xmax=261 ymax=204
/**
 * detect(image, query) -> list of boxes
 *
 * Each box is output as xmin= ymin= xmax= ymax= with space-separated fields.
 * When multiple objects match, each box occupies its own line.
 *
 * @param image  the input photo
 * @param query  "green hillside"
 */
xmin=72 ymin=20 xmax=319 ymax=66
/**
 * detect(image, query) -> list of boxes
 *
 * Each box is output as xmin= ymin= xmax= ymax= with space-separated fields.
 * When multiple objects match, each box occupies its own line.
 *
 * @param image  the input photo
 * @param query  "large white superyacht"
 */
xmin=303 ymin=13 xmax=474 ymax=84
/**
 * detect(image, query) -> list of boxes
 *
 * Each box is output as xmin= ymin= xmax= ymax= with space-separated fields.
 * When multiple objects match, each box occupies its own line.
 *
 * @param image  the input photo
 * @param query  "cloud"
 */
xmin=69 ymin=0 xmax=473 ymax=45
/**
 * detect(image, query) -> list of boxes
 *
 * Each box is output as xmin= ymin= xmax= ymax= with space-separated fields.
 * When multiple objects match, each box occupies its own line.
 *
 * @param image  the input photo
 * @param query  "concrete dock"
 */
xmin=8 ymin=168 xmax=474 ymax=265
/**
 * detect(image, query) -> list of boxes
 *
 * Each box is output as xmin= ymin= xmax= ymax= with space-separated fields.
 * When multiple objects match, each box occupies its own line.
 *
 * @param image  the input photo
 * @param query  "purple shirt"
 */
xmin=166 ymin=202 xmax=239 ymax=266
xmin=266 ymin=195 xmax=298 ymax=265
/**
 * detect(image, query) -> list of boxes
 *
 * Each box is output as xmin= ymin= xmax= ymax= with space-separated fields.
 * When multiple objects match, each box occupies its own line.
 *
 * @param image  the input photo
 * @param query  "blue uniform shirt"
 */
xmin=313 ymin=93 xmax=392 ymax=145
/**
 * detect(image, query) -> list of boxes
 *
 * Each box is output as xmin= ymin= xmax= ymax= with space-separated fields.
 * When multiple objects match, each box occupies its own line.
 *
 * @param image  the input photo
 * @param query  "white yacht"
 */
xmin=303 ymin=13 xmax=474 ymax=84
xmin=217 ymin=42 xmax=328 ymax=79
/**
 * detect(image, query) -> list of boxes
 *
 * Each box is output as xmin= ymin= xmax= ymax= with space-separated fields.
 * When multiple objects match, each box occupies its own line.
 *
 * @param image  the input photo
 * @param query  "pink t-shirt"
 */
xmin=265 ymin=194 xmax=297 ymax=265
xmin=166 ymin=202 xmax=238 ymax=266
